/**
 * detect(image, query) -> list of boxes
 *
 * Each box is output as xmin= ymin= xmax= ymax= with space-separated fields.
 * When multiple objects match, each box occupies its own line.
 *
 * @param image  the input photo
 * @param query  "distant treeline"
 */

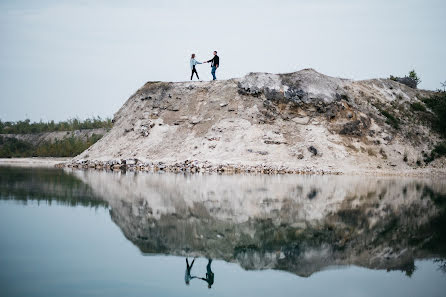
xmin=0 ymin=117 xmax=113 ymax=134
xmin=0 ymin=134 xmax=102 ymax=158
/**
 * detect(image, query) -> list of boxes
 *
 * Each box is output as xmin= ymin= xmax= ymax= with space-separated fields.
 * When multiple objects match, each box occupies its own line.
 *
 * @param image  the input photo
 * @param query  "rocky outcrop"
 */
xmin=64 ymin=69 xmax=445 ymax=174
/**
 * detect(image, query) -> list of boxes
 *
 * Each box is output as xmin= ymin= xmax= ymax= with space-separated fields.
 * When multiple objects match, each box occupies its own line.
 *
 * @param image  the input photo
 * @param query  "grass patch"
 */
xmin=0 ymin=117 xmax=112 ymax=134
xmin=0 ymin=134 xmax=102 ymax=158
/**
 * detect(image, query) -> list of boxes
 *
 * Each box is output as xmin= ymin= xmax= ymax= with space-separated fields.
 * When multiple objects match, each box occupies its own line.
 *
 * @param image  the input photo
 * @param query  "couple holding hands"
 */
xmin=190 ymin=51 xmax=220 ymax=81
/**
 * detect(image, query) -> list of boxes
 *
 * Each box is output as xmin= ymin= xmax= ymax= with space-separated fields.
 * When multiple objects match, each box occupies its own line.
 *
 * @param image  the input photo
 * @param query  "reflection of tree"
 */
xmin=434 ymin=258 xmax=446 ymax=273
xmin=398 ymin=262 xmax=416 ymax=277
xmin=0 ymin=167 xmax=107 ymax=208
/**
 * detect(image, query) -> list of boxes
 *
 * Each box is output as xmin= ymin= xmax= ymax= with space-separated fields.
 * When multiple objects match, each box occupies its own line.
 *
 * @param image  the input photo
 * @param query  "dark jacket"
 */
xmin=207 ymin=55 xmax=219 ymax=67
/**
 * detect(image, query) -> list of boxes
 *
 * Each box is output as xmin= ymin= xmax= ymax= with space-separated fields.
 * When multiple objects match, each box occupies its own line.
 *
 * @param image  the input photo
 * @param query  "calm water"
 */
xmin=0 ymin=166 xmax=445 ymax=297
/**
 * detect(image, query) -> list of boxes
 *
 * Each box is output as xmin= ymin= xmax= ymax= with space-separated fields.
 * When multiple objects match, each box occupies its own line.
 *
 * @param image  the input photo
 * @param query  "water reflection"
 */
xmin=185 ymin=257 xmax=197 ymax=285
xmin=1 ymin=166 xmax=445 ymax=278
xmin=199 ymin=259 xmax=215 ymax=289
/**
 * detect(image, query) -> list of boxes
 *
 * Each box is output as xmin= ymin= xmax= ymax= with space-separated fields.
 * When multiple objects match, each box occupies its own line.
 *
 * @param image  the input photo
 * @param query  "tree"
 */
xmin=408 ymin=70 xmax=421 ymax=87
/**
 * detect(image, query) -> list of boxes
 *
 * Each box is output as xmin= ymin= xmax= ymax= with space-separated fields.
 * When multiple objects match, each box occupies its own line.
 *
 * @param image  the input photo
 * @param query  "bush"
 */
xmin=0 ymin=136 xmax=34 ymax=157
xmin=408 ymin=70 xmax=421 ymax=86
xmin=425 ymin=142 xmax=446 ymax=163
xmin=389 ymin=70 xmax=421 ymax=89
xmin=422 ymin=92 xmax=446 ymax=137
xmin=411 ymin=102 xmax=427 ymax=112
xmin=0 ymin=117 xmax=112 ymax=134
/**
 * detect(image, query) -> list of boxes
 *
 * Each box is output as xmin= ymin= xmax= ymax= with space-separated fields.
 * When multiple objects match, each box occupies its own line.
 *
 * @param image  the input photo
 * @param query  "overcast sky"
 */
xmin=1 ymin=0 xmax=445 ymax=122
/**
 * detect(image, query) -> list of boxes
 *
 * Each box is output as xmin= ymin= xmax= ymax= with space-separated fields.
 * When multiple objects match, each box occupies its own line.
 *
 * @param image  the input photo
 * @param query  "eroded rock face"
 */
xmin=70 ymin=170 xmax=446 ymax=277
xmin=66 ymin=69 xmax=443 ymax=174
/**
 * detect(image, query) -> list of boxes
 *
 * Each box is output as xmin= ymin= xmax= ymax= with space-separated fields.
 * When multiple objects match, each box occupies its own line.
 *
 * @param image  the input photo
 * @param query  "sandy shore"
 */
xmin=0 ymin=157 xmax=71 ymax=167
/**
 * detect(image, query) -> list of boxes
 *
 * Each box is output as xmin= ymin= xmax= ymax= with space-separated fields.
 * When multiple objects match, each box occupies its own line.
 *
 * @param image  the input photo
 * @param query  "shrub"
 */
xmin=424 ymin=142 xmax=446 ymax=163
xmin=411 ymin=102 xmax=427 ymax=112
xmin=422 ymin=92 xmax=446 ymax=137
xmin=432 ymin=142 xmax=446 ymax=157
xmin=388 ymin=70 xmax=421 ymax=89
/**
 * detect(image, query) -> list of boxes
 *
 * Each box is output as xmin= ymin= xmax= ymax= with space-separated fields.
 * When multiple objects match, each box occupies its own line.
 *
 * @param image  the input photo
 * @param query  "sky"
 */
xmin=0 ymin=0 xmax=445 ymax=122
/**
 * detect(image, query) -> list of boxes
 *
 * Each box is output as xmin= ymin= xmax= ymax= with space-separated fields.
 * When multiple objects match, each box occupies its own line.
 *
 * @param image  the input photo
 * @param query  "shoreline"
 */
xmin=1 ymin=157 xmax=445 ymax=177
xmin=59 ymin=158 xmax=446 ymax=177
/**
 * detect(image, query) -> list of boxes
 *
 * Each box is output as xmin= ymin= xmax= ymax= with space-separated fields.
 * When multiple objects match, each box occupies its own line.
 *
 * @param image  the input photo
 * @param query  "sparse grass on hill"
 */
xmin=0 ymin=117 xmax=112 ymax=134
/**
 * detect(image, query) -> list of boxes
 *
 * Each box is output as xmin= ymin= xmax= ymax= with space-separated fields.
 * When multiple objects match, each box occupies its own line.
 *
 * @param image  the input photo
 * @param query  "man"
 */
xmin=204 ymin=51 xmax=219 ymax=80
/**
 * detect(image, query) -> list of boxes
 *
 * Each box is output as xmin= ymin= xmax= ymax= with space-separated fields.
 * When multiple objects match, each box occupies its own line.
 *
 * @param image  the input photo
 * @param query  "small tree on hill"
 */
xmin=408 ymin=70 xmax=421 ymax=87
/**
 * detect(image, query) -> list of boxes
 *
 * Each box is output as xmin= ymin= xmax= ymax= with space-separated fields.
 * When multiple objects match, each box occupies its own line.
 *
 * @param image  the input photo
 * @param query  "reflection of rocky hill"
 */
xmin=71 ymin=170 xmax=446 ymax=277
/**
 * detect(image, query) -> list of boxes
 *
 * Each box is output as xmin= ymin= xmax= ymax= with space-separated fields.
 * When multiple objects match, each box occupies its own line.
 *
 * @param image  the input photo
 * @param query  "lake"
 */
xmin=0 ymin=166 xmax=445 ymax=297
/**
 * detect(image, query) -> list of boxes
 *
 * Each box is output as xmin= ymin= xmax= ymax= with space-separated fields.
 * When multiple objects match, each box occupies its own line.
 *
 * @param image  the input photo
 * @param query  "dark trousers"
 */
xmin=191 ymin=66 xmax=199 ymax=80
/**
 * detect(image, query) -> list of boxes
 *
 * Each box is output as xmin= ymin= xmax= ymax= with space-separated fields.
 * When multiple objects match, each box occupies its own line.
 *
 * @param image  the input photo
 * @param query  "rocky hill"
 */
xmin=66 ymin=69 xmax=445 ymax=175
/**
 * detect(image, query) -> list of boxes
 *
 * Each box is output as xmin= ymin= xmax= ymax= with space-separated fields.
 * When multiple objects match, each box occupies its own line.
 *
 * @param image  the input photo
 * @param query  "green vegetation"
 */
xmin=424 ymin=142 xmax=446 ymax=163
xmin=380 ymin=109 xmax=400 ymax=129
xmin=0 ymin=134 xmax=102 ymax=158
xmin=371 ymin=103 xmax=400 ymax=130
xmin=431 ymin=142 xmax=446 ymax=160
xmin=410 ymin=102 xmax=427 ymax=112
xmin=389 ymin=70 xmax=421 ymax=88
xmin=421 ymin=92 xmax=446 ymax=138
xmin=0 ymin=117 xmax=112 ymax=134
xmin=0 ymin=137 xmax=33 ymax=157
xmin=408 ymin=70 xmax=421 ymax=86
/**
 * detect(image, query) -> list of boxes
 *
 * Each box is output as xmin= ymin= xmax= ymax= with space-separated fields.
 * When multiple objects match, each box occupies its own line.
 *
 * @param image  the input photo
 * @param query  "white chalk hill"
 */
xmin=73 ymin=69 xmax=442 ymax=174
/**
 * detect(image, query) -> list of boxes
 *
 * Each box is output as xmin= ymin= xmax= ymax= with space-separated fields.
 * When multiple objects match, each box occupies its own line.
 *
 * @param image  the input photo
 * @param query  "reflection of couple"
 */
xmin=190 ymin=51 xmax=220 ymax=81
xmin=185 ymin=258 xmax=214 ymax=288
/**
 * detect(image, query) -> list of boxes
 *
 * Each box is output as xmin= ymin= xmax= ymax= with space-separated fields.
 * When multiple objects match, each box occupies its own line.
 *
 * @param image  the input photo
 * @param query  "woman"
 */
xmin=190 ymin=53 xmax=202 ymax=80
